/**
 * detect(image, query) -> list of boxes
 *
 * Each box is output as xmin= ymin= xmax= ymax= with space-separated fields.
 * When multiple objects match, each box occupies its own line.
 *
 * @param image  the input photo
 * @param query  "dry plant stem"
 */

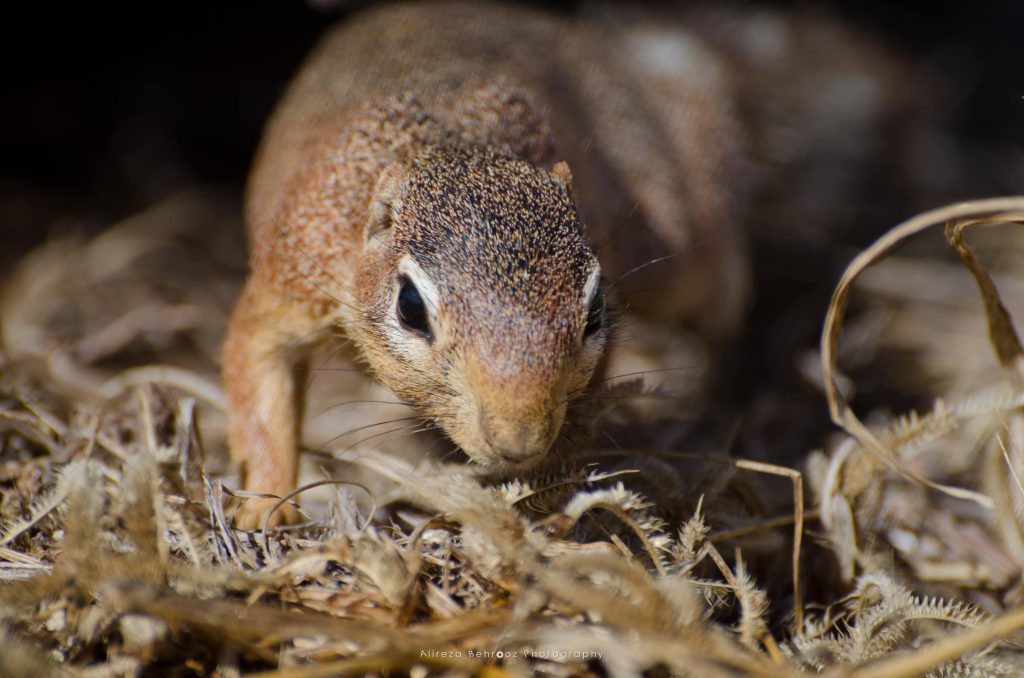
xmin=0 ymin=410 xmax=60 ymax=456
xmin=20 ymin=397 xmax=67 ymax=438
xmin=540 ymin=564 xmax=784 ymax=676
xmin=0 ymin=545 xmax=46 ymax=567
xmin=0 ymin=461 xmax=103 ymax=547
xmin=256 ymin=479 xmax=375 ymax=563
xmin=761 ymin=631 xmax=785 ymax=664
xmin=137 ymin=387 xmax=159 ymax=462
xmin=709 ymin=510 xmax=820 ymax=543
xmin=821 ymin=197 xmax=1024 ymax=509
xmin=570 ymin=501 xmax=666 ymax=574
xmin=103 ymin=580 xmax=419 ymax=652
xmin=245 ymin=654 xmax=515 ymax=678
xmin=75 ymin=303 xmax=201 ymax=363
xmin=203 ymin=474 xmax=242 ymax=566
xmin=137 ymin=387 xmax=171 ymax=569
xmin=511 ymin=468 xmax=638 ymax=507
xmin=997 ymin=424 xmax=1024 ymax=498
xmin=735 ymin=459 xmax=805 ymax=630
xmin=701 ymin=542 xmax=774 ymax=653
xmin=838 ymin=604 xmax=1024 ymax=678
xmin=408 ymin=606 xmax=514 ymax=644
xmin=0 ymin=511 xmax=64 ymax=549
xmin=101 ymin=364 xmax=227 ymax=410
xmin=375 ymin=456 xmax=782 ymax=676
xmin=945 ymin=220 xmax=1024 ymax=379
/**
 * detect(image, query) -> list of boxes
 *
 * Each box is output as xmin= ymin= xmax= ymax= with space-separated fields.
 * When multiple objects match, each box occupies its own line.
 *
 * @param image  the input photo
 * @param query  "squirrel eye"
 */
xmin=396 ymin=275 xmax=432 ymax=339
xmin=584 ymin=287 xmax=605 ymax=338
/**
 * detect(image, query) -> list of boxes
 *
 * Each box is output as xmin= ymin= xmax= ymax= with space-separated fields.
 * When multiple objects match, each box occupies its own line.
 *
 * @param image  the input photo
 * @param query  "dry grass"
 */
xmin=2 ymin=193 xmax=1024 ymax=676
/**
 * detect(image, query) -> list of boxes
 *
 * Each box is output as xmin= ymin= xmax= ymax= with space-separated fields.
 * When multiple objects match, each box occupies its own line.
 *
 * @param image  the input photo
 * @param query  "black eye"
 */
xmin=584 ymin=287 xmax=605 ymax=338
xmin=397 ymin=275 xmax=432 ymax=339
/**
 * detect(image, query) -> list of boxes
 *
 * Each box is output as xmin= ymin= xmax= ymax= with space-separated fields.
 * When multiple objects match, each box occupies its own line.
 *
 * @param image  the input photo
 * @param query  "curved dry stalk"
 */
xmin=945 ymin=219 xmax=1024 ymax=378
xmin=101 ymin=365 xmax=227 ymax=411
xmin=564 ymin=499 xmax=667 ymax=575
xmin=735 ymin=459 xmax=806 ymax=630
xmin=841 ymin=604 xmax=1024 ymax=678
xmin=256 ymin=479 xmax=376 ymax=564
xmin=821 ymin=197 xmax=1024 ymax=509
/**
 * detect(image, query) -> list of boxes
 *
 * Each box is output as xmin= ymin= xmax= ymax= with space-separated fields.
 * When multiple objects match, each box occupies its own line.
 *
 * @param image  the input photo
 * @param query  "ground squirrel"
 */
xmin=225 ymin=1 xmax=912 ymax=528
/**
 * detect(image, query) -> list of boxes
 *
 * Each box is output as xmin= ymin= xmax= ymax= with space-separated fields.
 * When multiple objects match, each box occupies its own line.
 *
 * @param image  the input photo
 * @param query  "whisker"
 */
xmin=330 ymin=423 xmax=444 ymax=467
xmin=439 ymin=445 xmax=464 ymax=463
xmin=396 ymin=425 xmax=441 ymax=439
xmin=573 ymin=392 xmax=677 ymax=404
xmin=313 ymin=416 xmax=424 ymax=453
xmin=562 ymin=385 xmax=678 ymax=409
xmin=596 ymin=366 xmax=698 ymax=384
xmin=594 ymin=203 xmax=641 ymax=254
xmin=314 ymin=341 xmax=355 ymax=370
xmin=356 ymin=424 xmax=443 ymax=452
xmin=309 ymin=367 xmax=365 ymax=373
xmin=604 ymin=316 xmax=645 ymax=333
xmin=333 ymin=423 xmax=422 ymax=452
xmin=419 ymin=432 xmax=450 ymax=457
xmin=313 ymin=398 xmax=412 ymax=418
xmin=612 ymin=284 xmax=694 ymax=298
xmin=609 ymin=252 xmax=685 ymax=289
xmin=602 ymin=430 xmax=622 ymax=450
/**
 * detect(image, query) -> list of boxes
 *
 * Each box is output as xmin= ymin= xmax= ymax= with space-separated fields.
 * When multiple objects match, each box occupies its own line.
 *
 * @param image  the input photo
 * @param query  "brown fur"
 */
xmin=225 ymin=1 xmax=755 ymax=528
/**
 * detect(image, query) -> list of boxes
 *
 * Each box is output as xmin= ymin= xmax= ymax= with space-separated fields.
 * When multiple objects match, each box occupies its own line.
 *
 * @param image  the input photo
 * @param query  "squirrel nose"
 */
xmin=493 ymin=427 xmax=548 ymax=463
xmin=479 ymin=411 xmax=552 ymax=463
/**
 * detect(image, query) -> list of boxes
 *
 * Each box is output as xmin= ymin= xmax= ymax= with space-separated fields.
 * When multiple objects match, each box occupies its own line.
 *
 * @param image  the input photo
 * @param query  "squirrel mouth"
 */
xmin=493 ymin=447 xmax=547 ymax=467
xmin=478 ymin=420 xmax=556 ymax=467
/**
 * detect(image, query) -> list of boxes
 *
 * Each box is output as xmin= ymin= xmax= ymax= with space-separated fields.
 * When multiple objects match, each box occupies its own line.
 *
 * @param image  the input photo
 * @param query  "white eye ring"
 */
xmin=581 ymin=264 xmax=605 ymax=340
xmin=397 ymin=257 xmax=441 ymax=318
xmin=583 ymin=264 xmax=602 ymax=306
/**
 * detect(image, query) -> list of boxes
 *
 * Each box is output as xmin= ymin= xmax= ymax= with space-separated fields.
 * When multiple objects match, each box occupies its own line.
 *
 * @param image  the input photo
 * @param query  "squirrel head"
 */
xmin=351 ymin=145 xmax=607 ymax=466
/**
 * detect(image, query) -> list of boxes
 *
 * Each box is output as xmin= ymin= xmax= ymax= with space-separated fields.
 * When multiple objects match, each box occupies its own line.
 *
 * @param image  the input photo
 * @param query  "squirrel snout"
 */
xmin=477 ymin=401 xmax=564 ymax=465
xmin=484 ymin=422 xmax=550 ymax=463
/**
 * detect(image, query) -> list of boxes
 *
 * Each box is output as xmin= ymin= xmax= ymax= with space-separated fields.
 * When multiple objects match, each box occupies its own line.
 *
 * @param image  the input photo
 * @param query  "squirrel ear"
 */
xmin=550 ymin=160 xmax=573 ymax=187
xmin=365 ymin=162 xmax=407 ymax=250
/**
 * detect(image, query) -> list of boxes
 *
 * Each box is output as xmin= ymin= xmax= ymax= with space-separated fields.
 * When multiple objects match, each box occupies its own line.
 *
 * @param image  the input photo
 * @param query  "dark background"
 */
xmin=3 ymin=1 xmax=1022 ymax=250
